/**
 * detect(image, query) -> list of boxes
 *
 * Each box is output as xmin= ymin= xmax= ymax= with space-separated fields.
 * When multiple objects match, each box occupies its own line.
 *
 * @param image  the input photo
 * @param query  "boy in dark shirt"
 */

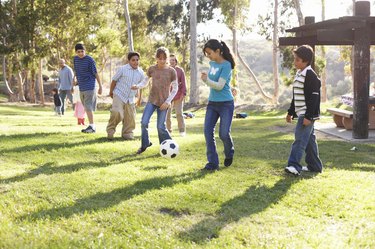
xmin=52 ymin=88 xmax=62 ymax=116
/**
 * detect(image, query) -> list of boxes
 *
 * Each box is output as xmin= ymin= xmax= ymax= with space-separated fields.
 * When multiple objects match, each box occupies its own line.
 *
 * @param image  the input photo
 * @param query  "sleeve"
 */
xmin=136 ymin=67 xmax=151 ymax=89
xmin=304 ymin=71 xmax=321 ymax=120
xmin=90 ymin=57 xmax=98 ymax=75
xmin=165 ymin=69 xmax=178 ymax=104
xmin=203 ymin=63 xmax=231 ymax=91
xmin=68 ymin=68 xmax=74 ymax=86
xmin=112 ymin=67 xmax=122 ymax=82
xmin=287 ymin=95 xmax=296 ymax=117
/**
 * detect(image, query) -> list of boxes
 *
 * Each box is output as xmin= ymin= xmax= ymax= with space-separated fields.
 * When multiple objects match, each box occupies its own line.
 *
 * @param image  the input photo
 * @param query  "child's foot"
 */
xmin=136 ymin=142 xmax=152 ymax=154
xmin=285 ymin=166 xmax=300 ymax=176
xmin=224 ymin=158 xmax=233 ymax=167
xmin=81 ymin=126 xmax=96 ymax=133
xmin=201 ymin=163 xmax=219 ymax=171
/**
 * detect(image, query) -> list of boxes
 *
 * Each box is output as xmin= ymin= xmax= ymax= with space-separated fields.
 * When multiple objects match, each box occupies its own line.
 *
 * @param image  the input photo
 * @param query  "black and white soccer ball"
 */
xmin=160 ymin=139 xmax=179 ymax=158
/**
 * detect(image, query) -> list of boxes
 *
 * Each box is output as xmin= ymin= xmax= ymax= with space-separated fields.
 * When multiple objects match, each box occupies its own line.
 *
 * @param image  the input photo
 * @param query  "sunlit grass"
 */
xmin=0 ymin=103 xmax=374 ymax=248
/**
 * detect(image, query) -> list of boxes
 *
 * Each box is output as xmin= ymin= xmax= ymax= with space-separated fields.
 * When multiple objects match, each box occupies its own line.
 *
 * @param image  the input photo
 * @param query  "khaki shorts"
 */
xmin=80 ymin=90 xmax=97 ymax=112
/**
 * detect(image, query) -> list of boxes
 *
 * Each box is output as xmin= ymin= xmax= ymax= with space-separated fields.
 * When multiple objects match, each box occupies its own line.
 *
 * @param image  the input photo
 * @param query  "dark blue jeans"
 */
xmin=140 ymin=102 xmax=171 ymax=149
xmin=287 ymin=115 xmax=323 ymax=173
xmin=204 ymin=100 xmax=234 ymax=167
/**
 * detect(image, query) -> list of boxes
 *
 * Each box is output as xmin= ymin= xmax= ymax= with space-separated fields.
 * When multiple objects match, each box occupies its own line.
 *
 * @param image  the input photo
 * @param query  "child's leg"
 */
xmin=156 ymin=106 xmax=171 ymax=144
xmin=204 ymin=103 xmax=220 ymax=167
xmin=122 ymin=103 xmax=136 ymax=139
xmin=140 ymin=102 xmax=156 ymax=149
xmin=305 ymin=127 xmax=323 ymax=172
xmin=218 ymin=101 xmax=235 ymax=160
xmin=107 ymin=95 xmax=124 ymax=137
xmin=287 ymin=116 xmax=314 ymax=172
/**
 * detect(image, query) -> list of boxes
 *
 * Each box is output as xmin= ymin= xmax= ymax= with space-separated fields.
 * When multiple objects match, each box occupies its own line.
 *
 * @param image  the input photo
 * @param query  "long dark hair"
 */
xmin=203 ymin=39 xmax=235 ymax=69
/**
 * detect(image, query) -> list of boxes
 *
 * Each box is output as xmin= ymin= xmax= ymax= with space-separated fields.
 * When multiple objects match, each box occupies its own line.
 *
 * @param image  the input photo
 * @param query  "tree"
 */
xmin=123 ymin=0 xmax=134 ymax=52
xmin=189 ymin=0 xmax=199 ymax=104
xmin=272 ymin=0 xmax=279 ymax=104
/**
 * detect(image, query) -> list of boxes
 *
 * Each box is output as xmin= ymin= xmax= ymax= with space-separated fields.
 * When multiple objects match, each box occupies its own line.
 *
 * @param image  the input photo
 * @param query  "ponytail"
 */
xmin=220 ymin=41 xmax=235 ymax=69
xmin=203 ymin=39 xmax=236 ymax=69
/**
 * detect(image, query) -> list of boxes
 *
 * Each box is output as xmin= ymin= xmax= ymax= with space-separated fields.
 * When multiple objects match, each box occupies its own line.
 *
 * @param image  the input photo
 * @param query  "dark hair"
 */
xmin=293 ymin=45 xmax=314 ymax=65
xmin=203 ymin=39 xmax=235 ymax=69
xmin=170 ymin=54 xmax=178 ymax=64
xmin=52 ymin=88 xmax=58 ymax=93
xmin=156 ymin=47 xmax=169 ymax=59
xmin=127 ymin=52 xmax=140 ymax=61
xmin=75 ymin=43 xmax=85 ymax=51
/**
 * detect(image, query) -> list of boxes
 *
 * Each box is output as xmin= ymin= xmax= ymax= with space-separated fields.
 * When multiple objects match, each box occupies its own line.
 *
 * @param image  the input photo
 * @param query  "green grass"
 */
xmin=0 ymin=103 xmax=374 ymax=248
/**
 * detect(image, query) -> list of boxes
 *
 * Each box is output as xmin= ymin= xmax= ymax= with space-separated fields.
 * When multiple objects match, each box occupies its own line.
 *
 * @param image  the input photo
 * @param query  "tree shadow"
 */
xmin=1 ymin=154 xmax=159 ymax=184
xmin=0 ymin=133 xmax=115 ymax=154
xmin=179 ymin=176 xmax=304 ymax=244
xmin=19 ymin=171 xmax=208 ymax=221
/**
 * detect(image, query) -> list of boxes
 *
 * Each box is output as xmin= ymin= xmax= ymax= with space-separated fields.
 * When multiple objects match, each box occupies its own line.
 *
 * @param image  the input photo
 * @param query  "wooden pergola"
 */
xmin=279 ymin=1 xmax=375 ymax=139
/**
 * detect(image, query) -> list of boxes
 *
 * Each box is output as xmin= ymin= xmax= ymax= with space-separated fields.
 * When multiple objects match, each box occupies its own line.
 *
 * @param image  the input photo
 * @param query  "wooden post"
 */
xmin=304 ymin=17 xmax=316 ymax=70
xmin=352 ymin=1 xmax=370 ymax=139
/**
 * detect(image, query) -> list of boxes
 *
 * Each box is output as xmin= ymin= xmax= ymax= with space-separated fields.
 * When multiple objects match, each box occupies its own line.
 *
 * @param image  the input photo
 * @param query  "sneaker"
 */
xmin=136 ymin=142 xmax=153 ymax=155
xmin=179 ymin=132 xmax=186 ymax=137
xmin=224 ymin=158 xmax=233 ymax=167
xmin=285 ymin=166 xmax=300 ymax=175
xmin=201 ymin=163 xmax=219 ymax=171
xmin=301 ymin=166 xmax=310 ymax=172
xmin=81 ymin=126 xmax=96 ymax=133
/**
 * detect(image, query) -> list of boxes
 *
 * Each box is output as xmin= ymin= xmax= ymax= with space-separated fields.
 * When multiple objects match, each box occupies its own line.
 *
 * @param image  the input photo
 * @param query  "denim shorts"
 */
xmin=80 ymin=90 xmax=97 ymax=112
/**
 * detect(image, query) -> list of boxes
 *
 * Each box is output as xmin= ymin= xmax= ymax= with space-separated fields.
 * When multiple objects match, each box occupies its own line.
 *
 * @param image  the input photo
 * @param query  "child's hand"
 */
xmin=160 ymin=102 xmax=170 ymax=111
xmin=131 ymin=85 xmax=138 ymax=90
xmin=109 ymin=91 xmax=113 ymax=98
xmin=98 ymin=85 xmax=102 ymax=95
xmin=201 ymin=72 xmax=208 ymax=82
xmin=286 ymin=114 xmax=292 ymax=123
xmin=303 ymin=118 xmax=312 ymax=126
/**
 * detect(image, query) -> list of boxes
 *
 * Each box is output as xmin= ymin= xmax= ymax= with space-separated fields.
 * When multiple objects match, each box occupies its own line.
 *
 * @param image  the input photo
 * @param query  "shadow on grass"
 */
xmin=19 ymin=171 xmax=208 ymax=221
xmin=178 ymin=176 xmax=305 ymax=244
xmin=0 ymin=154 xmax=159 ymax=184
xmin=0 ymin=133 xmax=115 ymax=154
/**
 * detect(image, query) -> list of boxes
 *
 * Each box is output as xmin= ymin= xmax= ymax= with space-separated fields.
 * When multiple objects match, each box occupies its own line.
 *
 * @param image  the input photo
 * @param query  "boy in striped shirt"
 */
xmin=106 ymin=52 xmax=146 ymax=140
xmin=285 ymin=45 xmax=323 ymax=176
xmin=73 ymin=43 xmax=103 ymax=133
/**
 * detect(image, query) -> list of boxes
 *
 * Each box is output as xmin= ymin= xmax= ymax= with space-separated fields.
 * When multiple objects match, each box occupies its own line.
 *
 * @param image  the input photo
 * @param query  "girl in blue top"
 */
xmin=201 ymin=39 xmax=235 ymax=171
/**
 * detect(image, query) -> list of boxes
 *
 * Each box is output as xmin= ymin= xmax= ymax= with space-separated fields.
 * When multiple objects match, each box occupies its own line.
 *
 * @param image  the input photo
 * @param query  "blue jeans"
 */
xmin=140 ymin=102 xmax=171 ymax=149
xmin=204 ymin=101 xmax=234 ymax=167
xmin=287 ymin=116 xmax=323 ymax=173
xmin=59 ymin=90 xmax=73 ymax=114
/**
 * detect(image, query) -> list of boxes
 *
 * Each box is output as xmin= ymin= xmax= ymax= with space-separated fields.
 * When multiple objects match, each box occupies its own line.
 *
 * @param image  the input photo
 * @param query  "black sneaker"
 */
xmin=224 ymin=158 xmax=233 ymax=167
xmin=201 ymin=163 xmax=219 ymax=171
xmin=136 ymin=142 xmax=153 ymax=155
xmin=81 ymin=126 xmax=96 ymax=133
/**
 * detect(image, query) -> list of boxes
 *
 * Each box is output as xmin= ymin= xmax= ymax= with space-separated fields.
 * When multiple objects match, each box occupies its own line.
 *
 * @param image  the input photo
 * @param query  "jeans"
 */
xmin=59 ymin=90 xmax=73 ymax=114
xmin=287 ymin=115 xmax=323 ymax=173
xmin=204 ymin=100 xmax=234 ymax=167
xmin=140 ymin=102 xmax=171 ymax=149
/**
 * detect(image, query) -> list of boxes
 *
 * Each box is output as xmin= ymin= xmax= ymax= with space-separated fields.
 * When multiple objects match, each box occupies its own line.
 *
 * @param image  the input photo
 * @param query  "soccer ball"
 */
xmin=160 ymin=139 xmax=179 ymax=158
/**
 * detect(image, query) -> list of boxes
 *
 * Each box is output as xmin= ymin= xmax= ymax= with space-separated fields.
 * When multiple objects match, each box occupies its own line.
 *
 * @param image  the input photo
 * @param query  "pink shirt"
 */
xmin=172 ymin=66 xmax=187 ymax=101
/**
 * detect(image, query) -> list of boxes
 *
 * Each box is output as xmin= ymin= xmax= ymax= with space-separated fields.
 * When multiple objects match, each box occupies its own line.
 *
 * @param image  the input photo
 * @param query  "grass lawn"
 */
xmin=0 ymin=103 xmax=374 ymax=248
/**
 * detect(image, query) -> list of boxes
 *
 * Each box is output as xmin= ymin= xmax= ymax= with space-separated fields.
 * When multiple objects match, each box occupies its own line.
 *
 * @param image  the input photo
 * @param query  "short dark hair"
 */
xmin=127 ymin=52 xmax=140 ymax=61
xmin=293 ymin=45 xmax=314 ymax=65
xmin=156 ymin=47 xmax=169 ymax=59
xmin=170 ymin=54 xmax=178 ymax=64
xmin=75 ymin=43 xmax=85 ymax=51
xmin=52 ymin=88 xmax=58 ymax=93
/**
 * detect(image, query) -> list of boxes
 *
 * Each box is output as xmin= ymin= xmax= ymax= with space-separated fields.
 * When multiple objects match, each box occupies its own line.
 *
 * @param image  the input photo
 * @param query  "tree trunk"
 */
xmin=237 ymin=50 xmax=273 ymax=102
xmin=123 ymin=0 xmax=134 ymax=52
xmin=231 ymin=1 xmax=238 ymax=89
xmin=189 ymin=0 xmax=199 ymax=104
xmin=272 ymin=0 xmax=279 ymax=104
xmin=320 ymin=0 xmax=327 ymax=102
xmin=293 ymin=0 xmax=304 ymax=25
xmin=2 ymin=55 xmax=14 ymax=95
xmin=29 ymin=69 xmax=36 ymax=103
xmin=38 ymin=58 xmax=45 ymax=105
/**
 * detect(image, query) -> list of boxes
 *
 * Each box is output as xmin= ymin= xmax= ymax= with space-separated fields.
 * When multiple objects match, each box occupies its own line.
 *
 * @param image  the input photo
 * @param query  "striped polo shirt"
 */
xmin=293 ymin=65 xmax=312 ymax=116
xmin=112 ymin=64 xmax=146 ymax=104
xmin=73 ymin=55 xmax=97 ymax=91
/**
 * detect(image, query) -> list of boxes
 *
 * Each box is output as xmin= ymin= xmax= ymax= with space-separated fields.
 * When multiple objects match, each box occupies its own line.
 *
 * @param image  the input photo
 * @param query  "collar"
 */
xmin=297 ymin=65 xmax=312 ymax=77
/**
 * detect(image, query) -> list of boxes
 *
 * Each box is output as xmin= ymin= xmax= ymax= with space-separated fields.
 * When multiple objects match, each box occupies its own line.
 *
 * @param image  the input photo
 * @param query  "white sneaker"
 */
xmin=302 ymin=166 xmax=310 ymax=172
xmin=285 ymin=166 xmax=300 ymax=175
xmin=180 ymin=132 xmax=186 ymax=137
